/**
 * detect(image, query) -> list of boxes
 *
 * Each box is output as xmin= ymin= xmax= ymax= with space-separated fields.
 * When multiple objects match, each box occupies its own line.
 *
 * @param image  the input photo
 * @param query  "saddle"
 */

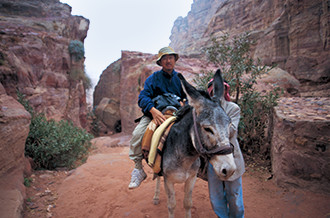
xmin=141 ymin=108 xmax=177 ymax=175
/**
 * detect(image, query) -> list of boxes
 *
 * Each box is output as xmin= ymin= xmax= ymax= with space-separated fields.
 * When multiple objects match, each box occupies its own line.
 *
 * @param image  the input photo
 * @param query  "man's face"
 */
xmin=160 ymin=54 xmax=176 ymax=73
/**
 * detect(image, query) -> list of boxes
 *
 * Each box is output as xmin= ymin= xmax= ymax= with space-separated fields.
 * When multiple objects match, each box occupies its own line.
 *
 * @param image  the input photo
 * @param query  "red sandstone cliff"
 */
xmin=0 ymin=0 xmax=89 ymax=128
xmin=0 ymin=0 xmax=90 ymax=216
xmin=170 ymin=0 xmax=329 ymax=97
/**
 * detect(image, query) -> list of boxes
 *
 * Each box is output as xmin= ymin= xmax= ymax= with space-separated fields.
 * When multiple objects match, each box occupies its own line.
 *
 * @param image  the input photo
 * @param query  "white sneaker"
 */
xmin=128 ymin=168 xmax=147 ymax=189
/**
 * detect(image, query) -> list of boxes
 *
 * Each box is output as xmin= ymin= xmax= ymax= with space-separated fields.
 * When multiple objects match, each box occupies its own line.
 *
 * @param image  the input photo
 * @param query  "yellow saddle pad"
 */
xmin=141 ymin=107 xmax=177 ymax=174
xmin=148 ymin=116 xmax=176 ymax=169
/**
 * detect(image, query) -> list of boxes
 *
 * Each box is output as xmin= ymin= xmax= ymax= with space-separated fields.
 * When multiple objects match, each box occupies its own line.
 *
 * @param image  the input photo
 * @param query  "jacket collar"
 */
xmin=161 ymin=69 xmax=177 ymax=79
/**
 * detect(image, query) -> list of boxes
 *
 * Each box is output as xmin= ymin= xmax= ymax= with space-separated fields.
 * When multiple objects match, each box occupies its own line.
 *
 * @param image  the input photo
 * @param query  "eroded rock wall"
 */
xmin=0 ymin=83 xmax=31 ymax=218
xmin=272 ymin=97 xmax=330 ymax=193
xmin=0 ymin=1 xmax=90 ymax=216
xmin=170 ymin=0 xmax=329 ymax=97
xmin=0 ymin=84 xmax=30 ymax=177
xmin=0 ymin=0 xmax=90 ymax=128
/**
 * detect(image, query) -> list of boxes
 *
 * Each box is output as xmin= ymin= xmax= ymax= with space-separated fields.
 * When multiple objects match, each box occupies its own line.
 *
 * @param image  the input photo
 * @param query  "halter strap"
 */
xmin=192 ymin=109 xmax=233 ymax=159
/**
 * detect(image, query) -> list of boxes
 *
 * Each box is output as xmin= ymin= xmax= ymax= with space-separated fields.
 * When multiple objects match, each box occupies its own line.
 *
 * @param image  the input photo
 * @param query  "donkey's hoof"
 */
xmin=153 ymin=198 xmax=160 ymax=205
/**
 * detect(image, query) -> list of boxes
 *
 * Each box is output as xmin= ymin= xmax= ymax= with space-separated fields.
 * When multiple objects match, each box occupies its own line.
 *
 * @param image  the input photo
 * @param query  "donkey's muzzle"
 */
xmin=210 ymin=154 xmax=237 ymax=180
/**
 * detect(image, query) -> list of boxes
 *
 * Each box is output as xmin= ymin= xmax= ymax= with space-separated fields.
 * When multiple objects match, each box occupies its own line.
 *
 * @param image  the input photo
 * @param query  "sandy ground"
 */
xmin=23 ymin=135 xmax=330 ymax=218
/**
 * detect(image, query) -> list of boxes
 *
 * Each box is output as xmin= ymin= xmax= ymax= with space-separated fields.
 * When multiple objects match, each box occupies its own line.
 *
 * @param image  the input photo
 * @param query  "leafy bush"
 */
xmin=206 ymin=32 xmax=271 ymax=103
xmin=68 ymin=40 xmax=92 ymax=90
xmin=238 ymin=86 xmax=281 ymax=155
xmin=68 ymin=40 xmax=85 ymax=61
xmin=24 ymin=177 xmax=33 ymax=187
xmin=69 ymin=65 xmax=92 ymax=90
xmin=200 ymin=32 xmax=282 ymax=157
xmin=17 ymin=91 xmax=34 ymax=115
xmin=17 ymin=91 xmax=93 ymax=170
xmin=193 ymin=70 xmax=214 ymax=90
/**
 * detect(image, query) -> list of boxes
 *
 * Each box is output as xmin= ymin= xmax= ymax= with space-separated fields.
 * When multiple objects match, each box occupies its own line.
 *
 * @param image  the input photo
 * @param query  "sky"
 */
xmin=60 ymin=0 xmax=193 ymax=87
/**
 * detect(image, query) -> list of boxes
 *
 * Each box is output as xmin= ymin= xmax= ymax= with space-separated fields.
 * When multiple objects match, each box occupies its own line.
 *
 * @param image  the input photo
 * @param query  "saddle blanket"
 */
xmin=141 ymin=115 xmax=176 ymax=174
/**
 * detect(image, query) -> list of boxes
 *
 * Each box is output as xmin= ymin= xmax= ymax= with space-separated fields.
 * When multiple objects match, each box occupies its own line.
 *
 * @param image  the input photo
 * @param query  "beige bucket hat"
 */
xmin=156 ymin=47 xmax=179 ymax=66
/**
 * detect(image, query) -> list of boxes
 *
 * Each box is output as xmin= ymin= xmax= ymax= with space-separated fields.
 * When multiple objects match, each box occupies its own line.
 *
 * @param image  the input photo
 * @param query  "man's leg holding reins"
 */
xmin=128 ymin=116 xmax=151 ymax=189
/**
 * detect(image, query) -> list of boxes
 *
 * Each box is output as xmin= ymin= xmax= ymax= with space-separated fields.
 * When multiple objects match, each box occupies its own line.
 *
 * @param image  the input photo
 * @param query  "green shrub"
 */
xmin=238 ymin=86 xmax=282 ymax=155
xmin=24 ymin=177 xmax=33 ymax=187
xmin=68 ymin=40 xmax=85 ymax=61
xmin=68 ymin=40 xmax=91 ymax=90
xmin=17 ymin=91 xmax=34 ymax=115
xmin=69 ymin=66 xmax=92 ymax=90
xmin=193 ymin=70 xmax=214 ymax=90
xmin=205 ymin=32 xmax=271 ymax=103
xmin=17 ymin=91 xmax=93 ymax=170
xmin=199 ymin=32 xmax=282 ymax=157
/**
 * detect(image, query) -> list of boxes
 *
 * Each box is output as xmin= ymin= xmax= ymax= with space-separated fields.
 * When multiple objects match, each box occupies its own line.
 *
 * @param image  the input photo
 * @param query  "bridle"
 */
xmin=192 ymin=109 xmax=234 ymax=159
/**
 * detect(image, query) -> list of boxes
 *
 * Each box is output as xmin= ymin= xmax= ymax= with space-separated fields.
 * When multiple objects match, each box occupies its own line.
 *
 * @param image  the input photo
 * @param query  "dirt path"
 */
xmin=24 ymin=134 xmax=330 ymax=218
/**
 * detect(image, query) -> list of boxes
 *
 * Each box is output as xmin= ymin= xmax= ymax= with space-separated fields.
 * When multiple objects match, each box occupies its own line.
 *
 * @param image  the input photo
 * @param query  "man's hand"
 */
xmin=180 ymin=98 xmax=187 ymax=107
xmin=150 ymin=107 xmax=166 ymax=126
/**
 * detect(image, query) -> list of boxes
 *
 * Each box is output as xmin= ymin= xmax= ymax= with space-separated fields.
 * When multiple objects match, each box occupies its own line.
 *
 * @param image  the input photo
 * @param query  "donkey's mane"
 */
xmin=175 ymin=104 xmax=192 ymax=122
xmin=175 ymin=90 xmax=211 ymax=122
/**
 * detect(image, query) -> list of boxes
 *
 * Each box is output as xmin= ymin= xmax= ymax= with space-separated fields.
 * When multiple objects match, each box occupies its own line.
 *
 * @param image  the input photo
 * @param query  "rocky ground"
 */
xmin=23 ymin=134 xmax=330 ymax=218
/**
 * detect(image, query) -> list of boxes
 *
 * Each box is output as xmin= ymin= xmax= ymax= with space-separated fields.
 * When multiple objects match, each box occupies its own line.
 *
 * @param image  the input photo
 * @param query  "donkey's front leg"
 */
xmin=153 ymin=176 xmax=161 ymax=205
xmin=164 ymin=177 xmax=176 ymax=218
xmin=183 ymin=175 xmax=197 ymax=218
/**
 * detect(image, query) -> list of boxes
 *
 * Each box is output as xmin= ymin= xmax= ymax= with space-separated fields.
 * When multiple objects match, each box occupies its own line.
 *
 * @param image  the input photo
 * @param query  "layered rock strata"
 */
xmin=170 ymin=0 xmax=329 ymax=97
xmin=0 ymin=0 xmax=89 ymax=128
xmin=0 ymin=0 xmax=90 ymax=216
xmin=0 ymin=83 xmax=31 ymax=218
xmin=272 ymin=97 xmax=330 ymax=193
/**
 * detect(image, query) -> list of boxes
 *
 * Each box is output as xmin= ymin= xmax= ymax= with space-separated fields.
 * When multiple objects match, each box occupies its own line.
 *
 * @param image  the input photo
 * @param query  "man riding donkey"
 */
xmin=128 ymin=46 xmax=245 ymax=218
xmin=128 ymin=46 xmax=185 ymax=189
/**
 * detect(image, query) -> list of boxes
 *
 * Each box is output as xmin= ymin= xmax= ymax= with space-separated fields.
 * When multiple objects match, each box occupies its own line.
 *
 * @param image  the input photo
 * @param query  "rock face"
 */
xmin=170 ymin=0 xmax=329 ymax=97
xmin=0 ymin=87 xmax=30 ymax=176
xmin=0 ymin=0 xmax=90 ymax=128
xmin=0 ymin=83 xmax=31 ymax=218
xmin=256 ymin=67 xmax=301 ymax=96
xmin=93 ymin=60 xmax=121 ymax=135
xmin=170 ymin=0 xmax=225 ymax=57
xmin=272 ymin=97 xmax=330 ymax=193
xmin=0 ymin=0 xmax=90 ymax=216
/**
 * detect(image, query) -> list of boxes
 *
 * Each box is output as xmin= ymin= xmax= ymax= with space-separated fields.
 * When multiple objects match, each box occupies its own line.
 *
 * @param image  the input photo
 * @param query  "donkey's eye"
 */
xmin=204 ymin=127 xmax=214 ymax=135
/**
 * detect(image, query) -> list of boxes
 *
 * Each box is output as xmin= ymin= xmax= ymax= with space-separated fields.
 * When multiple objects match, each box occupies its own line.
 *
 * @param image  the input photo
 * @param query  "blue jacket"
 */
xmin=138 ymin=69 xmax=185 ymax=117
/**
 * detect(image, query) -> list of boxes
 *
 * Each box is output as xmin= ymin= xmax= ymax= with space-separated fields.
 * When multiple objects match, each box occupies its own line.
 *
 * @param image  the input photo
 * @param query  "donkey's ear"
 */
xmin=212 ymin=69 xmax=224 ymax=100
xmin=178 ymin=73 xmax=202 ymax=107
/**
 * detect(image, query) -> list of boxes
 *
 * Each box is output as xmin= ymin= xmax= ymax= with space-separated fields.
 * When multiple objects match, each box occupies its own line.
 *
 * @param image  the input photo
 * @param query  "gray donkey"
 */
xmin=153 ymin=69 xmax=237 ymax=218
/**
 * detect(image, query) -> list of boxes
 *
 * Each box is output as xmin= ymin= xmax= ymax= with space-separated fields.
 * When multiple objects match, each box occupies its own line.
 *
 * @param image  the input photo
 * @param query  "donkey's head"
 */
xmin=178 ymin=69 xmax=236 ymax=180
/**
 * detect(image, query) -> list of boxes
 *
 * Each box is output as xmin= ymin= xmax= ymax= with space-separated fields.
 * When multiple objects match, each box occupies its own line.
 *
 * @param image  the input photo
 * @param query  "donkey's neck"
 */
xmin=162 ymin=108 xmax=200 ymax=177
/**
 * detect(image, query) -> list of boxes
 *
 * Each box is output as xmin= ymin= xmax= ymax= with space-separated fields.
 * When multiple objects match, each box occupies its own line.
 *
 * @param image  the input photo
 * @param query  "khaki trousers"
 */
xmin=129 ymin=116 xmax=151 ymax=168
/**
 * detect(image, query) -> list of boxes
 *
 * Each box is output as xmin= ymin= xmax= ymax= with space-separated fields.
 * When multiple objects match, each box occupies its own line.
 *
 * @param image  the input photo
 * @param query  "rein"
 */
xmin=192 ymin=109 xmax=233 ymax=159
